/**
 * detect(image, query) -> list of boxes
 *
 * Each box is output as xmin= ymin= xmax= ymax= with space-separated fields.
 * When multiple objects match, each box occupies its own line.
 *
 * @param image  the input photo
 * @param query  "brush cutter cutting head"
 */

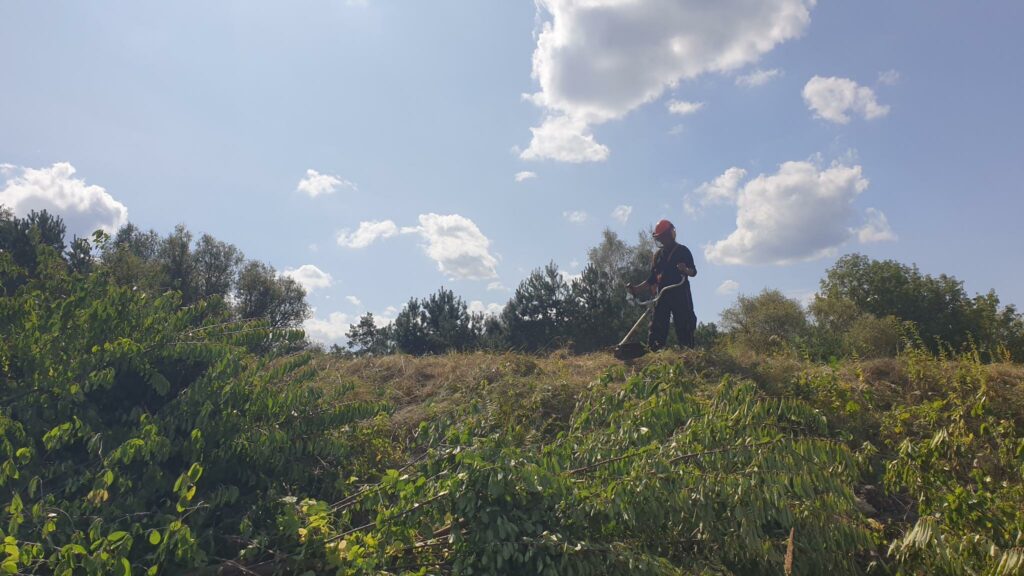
xmin=613 ymin=342 xmax=647 ymax=361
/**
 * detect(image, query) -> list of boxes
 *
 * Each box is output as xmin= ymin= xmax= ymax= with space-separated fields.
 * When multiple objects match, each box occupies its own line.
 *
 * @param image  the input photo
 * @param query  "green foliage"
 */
xmin=880 ymin=347 xmax=1024 ymax=575
xmin=0 ymin=260 xmax=385 ymax=574
xmin=817 ymin=254 xmax=1024 ymax=359
xmin=4 ymin=215 xmax=1024 ymax=574
xmin=234 ymin=260 xmax=309 ymax=329
xmin=390 ymin=287 xmax=483 ymax=355
xmin=345 ymin=312 xmax=394 ymax=356
xmin=501 ymin=262 xmax=572 ymax=352
xmin=720 ymin=290 xmax=809 ymax=355
xmin=0 ymin=208 xmax=69 ymax=291
xmin=561 ymin=229 xmax=656 ymax=353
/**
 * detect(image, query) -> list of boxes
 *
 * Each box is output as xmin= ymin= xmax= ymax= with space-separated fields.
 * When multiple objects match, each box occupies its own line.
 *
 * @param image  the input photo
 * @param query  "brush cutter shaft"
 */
xmin=617 ymin=280 xmax=687 ymax=347
xmin=618 ymin=308 xmax=652 ymax=347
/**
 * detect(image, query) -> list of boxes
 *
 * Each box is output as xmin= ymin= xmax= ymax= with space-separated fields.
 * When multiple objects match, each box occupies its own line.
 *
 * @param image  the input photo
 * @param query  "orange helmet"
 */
xmin=653 ymin=219 xmax=675 ymax=240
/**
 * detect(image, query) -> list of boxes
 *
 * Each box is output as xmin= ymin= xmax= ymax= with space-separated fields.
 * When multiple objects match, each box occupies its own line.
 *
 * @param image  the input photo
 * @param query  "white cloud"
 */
xmin=685 ymin=167 xmax=747 ymax=214
xmin=303 ymin=311 xmax=353 ymax=344
xmin=296 ymin=169 xmax=356 ymax=198
xmin=520 ymin=115 xmax=610 ymax=163
xmin=0 ymin=162 xmax=128 ymax=236
xmin=878 ymin=69 xmax=900 ymax=85
xmin=563 ymin=210 xmax=588 ymax=223
xmin=522 ymin=0 xmax=815 ymax=162
xmin=515 ymin=171 xmax=538 ymax=182
xmin=667 ymin=100 xmax=704 ymax=116
xmin=858 ymin=207 xmax=897 ymax=243
xmin=404 ymin=213 xmax=499 ymax=280
xmin=611 ymin=205 xmax=633 ymax=224
xmin=487 ymin=281 xmax=508 ymax=291
xmin=736 ymin=68 xmax=782 ymax=87
xmin=346 ymin=295 xmax=362 ymax=306
xmin=336 ymin=220 xmax=399 ymax=249
xmin=716 ymin=279 xmax=740 ymax=295
xmin=0 ymin=163 xmax=16 ymax=176
xmin=281 ymin=264 xmax=334 ymax=293
xmin=802 ymin=76 xmax=890 ymax=124
xmin=469 ymin=300 xmax=504 ymax=317
xmin=559 ymin=269 xmax=582 ymax=284
xmin=705 ymin=160 xmax=870 ymax=265
xmin=786 ymin=289 xmax=816 ymax=308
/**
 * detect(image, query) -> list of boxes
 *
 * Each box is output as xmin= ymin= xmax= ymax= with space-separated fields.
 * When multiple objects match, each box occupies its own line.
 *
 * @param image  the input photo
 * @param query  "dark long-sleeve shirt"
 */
xmin=646 ymin=242 xmax=696 ymax=310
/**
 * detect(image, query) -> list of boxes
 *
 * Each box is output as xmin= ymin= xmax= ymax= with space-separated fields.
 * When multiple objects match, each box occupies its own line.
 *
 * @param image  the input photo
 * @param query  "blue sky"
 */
xmin=2 ymin=1 xmax=1022 ymax=344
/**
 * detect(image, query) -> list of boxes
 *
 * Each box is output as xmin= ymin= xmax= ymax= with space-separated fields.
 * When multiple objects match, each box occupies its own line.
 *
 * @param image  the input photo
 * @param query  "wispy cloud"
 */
xmin=667 ymin=100 xmax=704 ymax=115
xmin=563 ymin=210 xmax=588 ymax=223
xmin=611 ymin=205 xmax=632 ymax=224
xmin=716 ymin=279 xmax=740 ymax=295
xmin=878 ymin=69 xmax=900 ymax=85
xmin=857 ymin=207 xmax=897 ymax=243
xmin=336 ymin=220 xmax=399 ymax=248
xmin=735 ymin=68 xmax=782 ymax=87
xmin=297 ymin=169 xmax=356 ymax=197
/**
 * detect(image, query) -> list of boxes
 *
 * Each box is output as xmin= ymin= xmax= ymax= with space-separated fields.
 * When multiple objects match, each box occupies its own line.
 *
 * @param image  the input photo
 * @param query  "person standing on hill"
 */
xmin=627 ymin=219 xmax=698 ymax=350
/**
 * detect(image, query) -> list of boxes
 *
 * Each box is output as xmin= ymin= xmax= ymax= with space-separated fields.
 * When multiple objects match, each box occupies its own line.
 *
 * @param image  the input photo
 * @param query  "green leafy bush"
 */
xmin=0 ymin=251 xmax=385 ymax=574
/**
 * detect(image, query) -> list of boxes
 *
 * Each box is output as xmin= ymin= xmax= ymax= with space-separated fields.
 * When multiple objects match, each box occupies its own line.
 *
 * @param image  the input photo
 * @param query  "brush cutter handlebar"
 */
xmin=614 ymin=280 xmax=688 ymax=357
xmin=629 ymin=279 xmax=687 ymax=307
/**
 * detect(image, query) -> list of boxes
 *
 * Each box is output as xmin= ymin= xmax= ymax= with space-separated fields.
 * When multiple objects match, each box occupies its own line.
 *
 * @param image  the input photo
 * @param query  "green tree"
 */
xmin=720 ymin=289 xmax=809 ymax=354
xmin=345 ymin=312 xmax=393 ymax=356
xmin=562 ymin=229 xmax=658 ymax=352
xmin=158 ymin=224 xmax=197 ymax=304
xmin=99 ymin=223 xmax=166 ymax=292
xmin=192 ymin=233 xmax=244 ymax=302
xmin=235 ymin=261 xmax=309 ymax=329
xmin=0 ymin=208 xmax=68 ymax=288
xmin=0 ymin=253 xmax=383 ymax=574
xmin=65 ymin=235 xmax=94 ymax=275
xmin=390 ymin=287 xmax=479 ymax=355
xmin=819 ymin=253 xmax=1024 ymax=357
xmin=500 ymin=262 xmax=570 ymax=352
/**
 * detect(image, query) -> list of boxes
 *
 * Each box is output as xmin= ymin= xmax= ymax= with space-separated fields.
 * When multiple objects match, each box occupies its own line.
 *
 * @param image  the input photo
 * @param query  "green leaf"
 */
xmin=187 ymin=463 xmax=203 ymax=483
xmin=108 ymin=531 xmax=128 ymax=543
xmin=148 ymin=531 xmax=161 ymax=546
xmin=121 ymin=557 xmax=131 ymax=576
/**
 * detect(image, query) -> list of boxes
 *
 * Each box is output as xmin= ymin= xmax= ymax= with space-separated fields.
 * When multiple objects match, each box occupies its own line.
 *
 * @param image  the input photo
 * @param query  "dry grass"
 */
xmin=306 ymin=348 xmax=1024 ymax=439
xmin=308 ymin=348 xmax=718 ymax=434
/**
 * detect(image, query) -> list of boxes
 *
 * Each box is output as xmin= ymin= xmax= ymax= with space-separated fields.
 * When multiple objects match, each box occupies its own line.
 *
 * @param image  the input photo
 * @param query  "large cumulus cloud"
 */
xmin=0 ymin=162 xmax=128 ymax=236
xmin=522 ymin=0 xmax=816 ymax=162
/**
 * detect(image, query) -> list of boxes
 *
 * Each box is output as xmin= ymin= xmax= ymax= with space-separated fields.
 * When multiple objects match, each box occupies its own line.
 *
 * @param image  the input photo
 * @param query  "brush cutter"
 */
xmin=613 ymin=279 xmax=687 ymax=361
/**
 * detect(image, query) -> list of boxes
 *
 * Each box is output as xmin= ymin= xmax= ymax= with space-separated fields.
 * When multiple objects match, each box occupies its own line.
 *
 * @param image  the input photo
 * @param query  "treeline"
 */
xmin=344 ymin=230 xmax=663 ymax=356
xmin=1 ymin=208 xmax=308 ymax=336
xmin=345 ymin=240 xmax=1024 ymax=363
xmin=5 ymin=207 xmax=1023 ymax=362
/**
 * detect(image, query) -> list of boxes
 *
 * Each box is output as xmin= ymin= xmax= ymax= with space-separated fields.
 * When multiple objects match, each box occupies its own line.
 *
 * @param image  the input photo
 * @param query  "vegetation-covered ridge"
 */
xmin=2 ymin=208 xmax=1023 ymax=574
xmin=2 ymin=247 xmax=1023 ymax=574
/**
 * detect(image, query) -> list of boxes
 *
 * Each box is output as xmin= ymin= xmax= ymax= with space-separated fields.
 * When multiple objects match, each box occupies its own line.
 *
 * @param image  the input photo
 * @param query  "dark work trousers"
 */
xmin=648 ymin=287 xmax=697 ymax=350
